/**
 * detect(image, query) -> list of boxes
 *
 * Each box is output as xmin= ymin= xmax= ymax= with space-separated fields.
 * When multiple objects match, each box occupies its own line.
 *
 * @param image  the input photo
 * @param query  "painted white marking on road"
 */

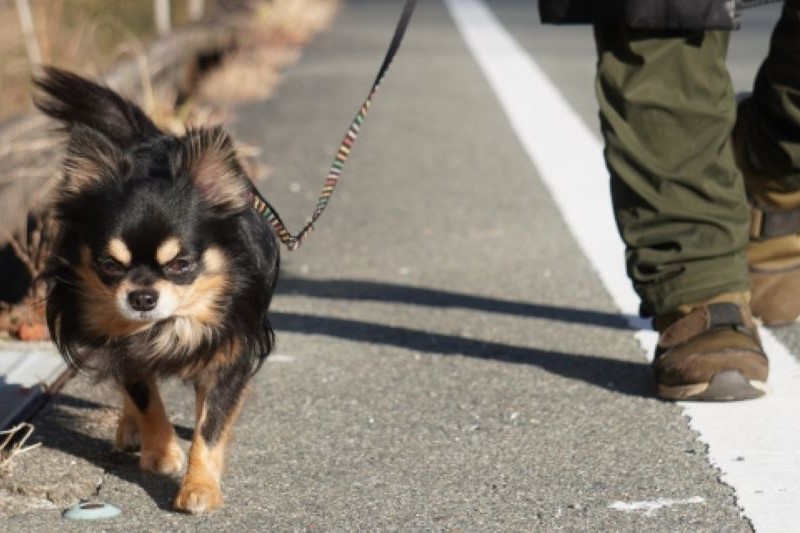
xmin=610 ymin=496 xmax=706 ymax=517
xmin=444 ymin=0 xmax=800 ymax=530
xmin=268 ymin=353 xmax=296 ymax=363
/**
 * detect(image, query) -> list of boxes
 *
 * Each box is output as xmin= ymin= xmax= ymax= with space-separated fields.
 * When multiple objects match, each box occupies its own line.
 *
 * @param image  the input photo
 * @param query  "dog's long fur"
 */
xmin=35 ymin=67 xmax=279 ymax=514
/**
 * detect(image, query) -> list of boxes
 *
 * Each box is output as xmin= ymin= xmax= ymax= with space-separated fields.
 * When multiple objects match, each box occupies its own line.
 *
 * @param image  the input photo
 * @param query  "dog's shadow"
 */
xmin=33 ymin=393 xmax=193 ymax=512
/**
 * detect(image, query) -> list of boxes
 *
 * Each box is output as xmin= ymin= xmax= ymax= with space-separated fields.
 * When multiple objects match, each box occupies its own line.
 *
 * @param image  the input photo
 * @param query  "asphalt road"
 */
xmin=1 ymin=0 xmax=790 ymax=530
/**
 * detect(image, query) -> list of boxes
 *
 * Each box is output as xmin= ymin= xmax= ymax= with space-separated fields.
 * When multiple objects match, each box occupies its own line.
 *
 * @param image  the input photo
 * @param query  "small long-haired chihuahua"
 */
xmin=34 ymin=67 xmax=279 ymax=514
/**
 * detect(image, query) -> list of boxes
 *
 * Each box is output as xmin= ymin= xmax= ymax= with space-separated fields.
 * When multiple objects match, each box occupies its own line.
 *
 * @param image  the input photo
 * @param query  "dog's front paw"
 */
xmin=115 ymin=415 xmax=140 ymax=452
xmin=174 ymin=479 xmax=223 ymax=514
xmin=140 ymin=440 xmax=185 ymax=474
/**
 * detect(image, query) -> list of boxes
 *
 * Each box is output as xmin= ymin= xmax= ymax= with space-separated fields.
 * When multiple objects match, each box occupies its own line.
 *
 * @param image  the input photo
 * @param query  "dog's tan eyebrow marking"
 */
xmin=108 ymin=238 xmax=132 ymax=265
xmin=156 ymin=237 xmax=182 ymax=265
xmin=202 ymin=247 xmax=227 ymax=272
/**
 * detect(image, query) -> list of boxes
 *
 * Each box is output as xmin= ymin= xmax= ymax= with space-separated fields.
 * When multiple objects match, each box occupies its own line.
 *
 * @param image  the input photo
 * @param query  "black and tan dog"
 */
xmin=35 ymin=67 xmax=279 ymax=513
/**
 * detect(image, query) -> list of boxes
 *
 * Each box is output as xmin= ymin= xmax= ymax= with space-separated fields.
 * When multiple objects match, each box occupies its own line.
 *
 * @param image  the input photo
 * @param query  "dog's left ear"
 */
xmin=175 ymin=127 xmax=250 ymax=213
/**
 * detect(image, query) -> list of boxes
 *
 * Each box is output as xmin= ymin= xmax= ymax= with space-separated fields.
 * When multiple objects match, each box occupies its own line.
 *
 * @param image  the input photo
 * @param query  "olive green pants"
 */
xmin=594 ymin=1 xmax=800 ymax=316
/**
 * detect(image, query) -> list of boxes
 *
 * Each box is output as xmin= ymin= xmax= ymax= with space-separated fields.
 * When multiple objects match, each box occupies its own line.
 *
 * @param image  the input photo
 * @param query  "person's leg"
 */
xmin=594 ymin=26 xmax=768 ymax=400
xmin=595 ymin=27 xmax=749 ymax=315
xmin=736 ymin=0 xmax=800 ymax=325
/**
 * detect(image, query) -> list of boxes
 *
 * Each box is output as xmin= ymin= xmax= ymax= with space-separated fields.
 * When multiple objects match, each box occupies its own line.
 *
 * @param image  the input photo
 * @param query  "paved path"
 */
xmin=1 ymin=1 xmax=793 ymax=530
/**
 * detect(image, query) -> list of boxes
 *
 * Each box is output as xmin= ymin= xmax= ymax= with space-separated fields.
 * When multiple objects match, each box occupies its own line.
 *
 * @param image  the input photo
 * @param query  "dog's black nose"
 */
xmin=128 ymin=289 xmax=159 ymax=312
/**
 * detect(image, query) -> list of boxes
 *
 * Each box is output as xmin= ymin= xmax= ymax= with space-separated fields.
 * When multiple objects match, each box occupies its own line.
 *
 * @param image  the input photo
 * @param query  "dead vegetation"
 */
xmin=0 ymin=423 xmax=40 ymax=476
xmin=197 ymin=0 xmax=339 ymax=103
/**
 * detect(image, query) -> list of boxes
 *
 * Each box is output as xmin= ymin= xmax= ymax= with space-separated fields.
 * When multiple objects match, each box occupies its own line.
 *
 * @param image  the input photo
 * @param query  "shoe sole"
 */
xmin=658 ymin=370 xmax=769 ymax=401
xmin=759 ymin=316 xmax=800 ymax=328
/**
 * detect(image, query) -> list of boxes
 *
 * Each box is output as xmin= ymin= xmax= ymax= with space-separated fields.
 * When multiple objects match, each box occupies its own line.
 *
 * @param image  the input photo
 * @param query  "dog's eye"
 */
xmin=96 ymin=256 xmax=126 ymax=277
xmin=163 ymin=258 xmax=196 ymax=276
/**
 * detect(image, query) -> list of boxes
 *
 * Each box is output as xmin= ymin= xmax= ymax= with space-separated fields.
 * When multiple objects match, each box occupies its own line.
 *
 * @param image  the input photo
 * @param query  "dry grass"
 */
xmin=0 ymin=0 xmax=338 ymax=121
xmin=197 ymin=0 xmax=339 ymax=103
xmin=0 ymin=423 xmax=40 ymax=476
xmin=0 ymin=0 xmax=219 ymax=121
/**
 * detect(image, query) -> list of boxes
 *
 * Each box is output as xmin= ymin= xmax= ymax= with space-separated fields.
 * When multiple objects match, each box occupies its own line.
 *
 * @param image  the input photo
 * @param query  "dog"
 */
xmin=34 ymin=67 xmax=279 ymax=514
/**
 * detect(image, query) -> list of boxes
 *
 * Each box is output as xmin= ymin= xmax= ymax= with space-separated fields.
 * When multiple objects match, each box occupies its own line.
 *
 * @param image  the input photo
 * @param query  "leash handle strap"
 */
xmin=251 ymin=0 xmax=417 ymax=251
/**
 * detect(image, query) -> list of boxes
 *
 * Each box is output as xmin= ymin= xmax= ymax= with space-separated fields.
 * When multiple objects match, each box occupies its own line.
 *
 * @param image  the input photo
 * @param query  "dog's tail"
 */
xmin=33 ymin=66 xmax=161 ymax=148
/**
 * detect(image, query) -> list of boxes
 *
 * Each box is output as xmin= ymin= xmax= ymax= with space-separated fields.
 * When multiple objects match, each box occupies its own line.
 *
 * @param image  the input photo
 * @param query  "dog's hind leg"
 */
xmin=174 ymin=357 xmax=250 ymax=514
xmin=120 ymin=379 xmax=185 ymax=474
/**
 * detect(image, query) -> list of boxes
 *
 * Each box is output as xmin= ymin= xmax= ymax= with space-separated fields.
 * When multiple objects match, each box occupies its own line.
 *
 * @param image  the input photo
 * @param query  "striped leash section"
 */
xmin=251 ymin=0 xmax=417 ymax=251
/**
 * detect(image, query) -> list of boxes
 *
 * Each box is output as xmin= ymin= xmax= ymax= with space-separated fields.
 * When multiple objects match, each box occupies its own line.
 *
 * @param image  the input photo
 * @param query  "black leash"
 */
xmin=251 ymin=0 xmax=417 ymax=250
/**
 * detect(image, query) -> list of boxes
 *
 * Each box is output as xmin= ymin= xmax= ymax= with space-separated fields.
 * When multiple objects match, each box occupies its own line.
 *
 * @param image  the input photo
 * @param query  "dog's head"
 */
xmin=53 ymin=122 xmax=250 ymax=327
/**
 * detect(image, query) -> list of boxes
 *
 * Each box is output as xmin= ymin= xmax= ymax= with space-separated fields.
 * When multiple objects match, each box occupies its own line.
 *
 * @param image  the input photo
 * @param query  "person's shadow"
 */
xmin=274 ymin=277 xmax=653 ymax=398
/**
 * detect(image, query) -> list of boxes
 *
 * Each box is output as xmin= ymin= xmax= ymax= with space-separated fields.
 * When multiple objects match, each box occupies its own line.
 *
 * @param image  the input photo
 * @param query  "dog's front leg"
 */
xmin=118 ymin=379 xmax=185 ymax=474
xmin=174 ymin=358 xmax=250 ymax=514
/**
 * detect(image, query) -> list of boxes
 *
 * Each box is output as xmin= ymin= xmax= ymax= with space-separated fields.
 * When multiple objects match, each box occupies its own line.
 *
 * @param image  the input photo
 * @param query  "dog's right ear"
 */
xmin=59 ymin=124 xmax=127 ymax=198
xmin=33 ymin=66 xmax=161 ymax=148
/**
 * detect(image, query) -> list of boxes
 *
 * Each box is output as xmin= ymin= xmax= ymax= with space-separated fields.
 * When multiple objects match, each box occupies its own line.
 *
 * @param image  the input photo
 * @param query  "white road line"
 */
xmin=609 ymin=496 xmax=706 ymax=517
xmin=443 ymin=0 xmax=800 ymax=531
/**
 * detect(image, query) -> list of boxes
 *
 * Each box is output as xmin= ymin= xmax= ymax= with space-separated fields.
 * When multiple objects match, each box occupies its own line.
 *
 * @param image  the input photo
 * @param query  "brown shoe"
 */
xmin=736 ymin=98 xmax=800 ymax=326
xmin=748 ymin=235 xmax=800 ymax=326
xmin=653 ymin=298 xmax=768 ymax=401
